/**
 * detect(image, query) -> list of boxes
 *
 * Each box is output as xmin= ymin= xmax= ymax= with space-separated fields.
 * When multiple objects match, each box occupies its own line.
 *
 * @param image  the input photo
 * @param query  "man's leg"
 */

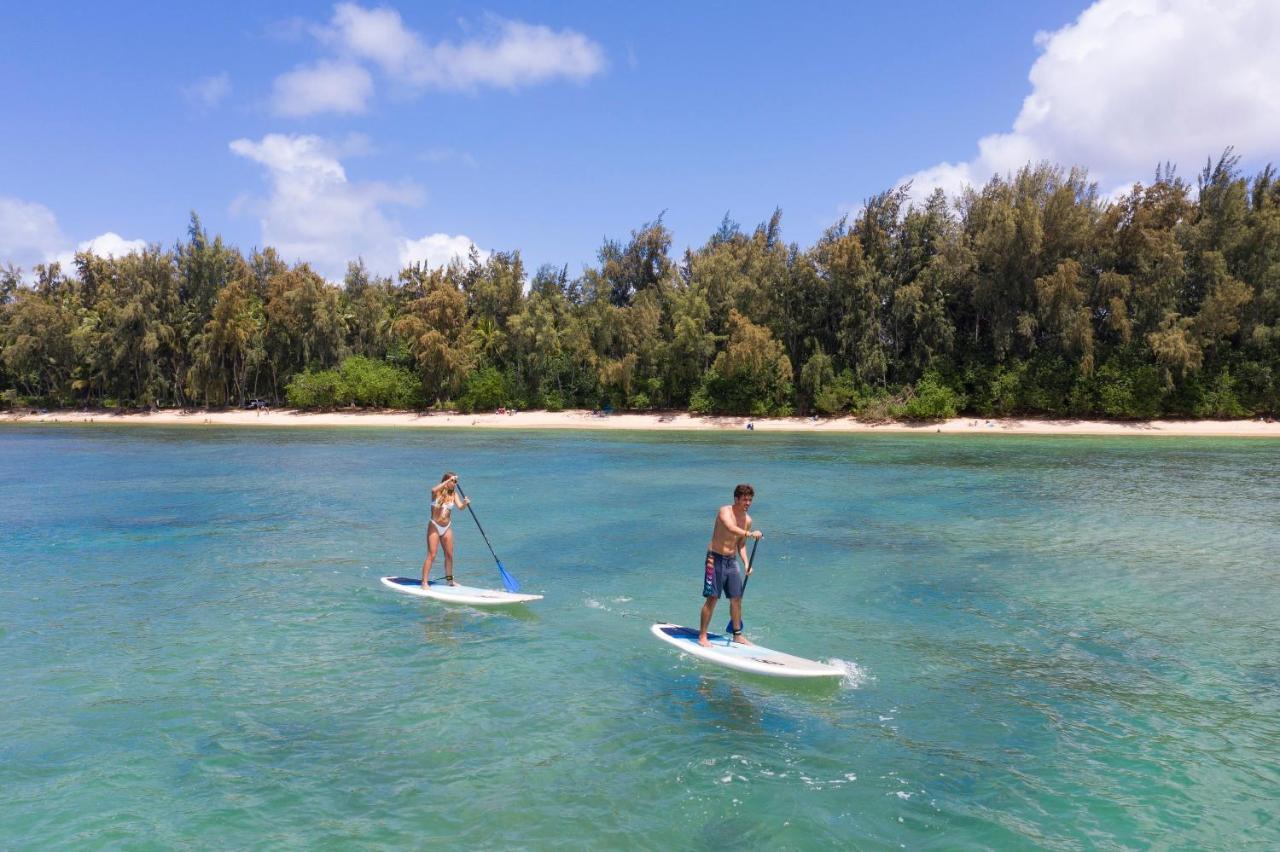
xmin=698 ymin=596 xmax=718 ymax=646
xmin=728 ymin=597 xmax=750 ymax=644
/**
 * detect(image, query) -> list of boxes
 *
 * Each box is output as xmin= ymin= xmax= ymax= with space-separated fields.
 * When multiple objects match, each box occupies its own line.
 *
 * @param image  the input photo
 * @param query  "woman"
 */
xmin=422 ymin=472 xmax=470 ymax=587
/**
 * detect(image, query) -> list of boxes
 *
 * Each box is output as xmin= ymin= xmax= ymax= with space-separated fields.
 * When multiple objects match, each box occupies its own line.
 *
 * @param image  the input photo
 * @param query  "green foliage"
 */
xmin=286 ymin=370 xmax=344 ymax=410
xmin=900 ymin=372 xmax=963 ymax=420
xmin=455 ymin=367 xmax=513 ymax=413
xmin=3 ymin=153 xmax=1278 ymax=422
xmin=1070 ymin=360 xmax=1164 ymax=419
xmin=813 ymin=369 xmax=858 ymax=415
xmin=1192 ymin=368 xmax=1248 ymax=418
xmin=540 ymin=389 xmax=566 ymax=412
xmin=693 ymin=311 xmax=794 ymax=415
xmin=286 ymin=357 xmax=421 ymax=410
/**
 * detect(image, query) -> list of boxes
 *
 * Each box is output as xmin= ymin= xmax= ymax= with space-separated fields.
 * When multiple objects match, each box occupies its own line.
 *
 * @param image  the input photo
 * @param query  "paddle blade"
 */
xmin=497 ymin=561 xmax=520 ymax=592
xmin=724 ymin=618 xmax=742 ymax=634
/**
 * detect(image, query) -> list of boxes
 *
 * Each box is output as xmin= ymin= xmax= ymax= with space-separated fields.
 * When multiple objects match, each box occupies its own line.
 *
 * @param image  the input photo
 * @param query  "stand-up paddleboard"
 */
xmin=650 ymin=623 xmax=842 ymax=678
xmin=381 ymin=576 xmax=542 ymax=605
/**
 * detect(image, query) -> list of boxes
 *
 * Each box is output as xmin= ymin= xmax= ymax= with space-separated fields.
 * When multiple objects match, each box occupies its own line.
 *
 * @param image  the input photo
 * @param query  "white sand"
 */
xmin=6 ymin=408 xmax=1280 ymax=437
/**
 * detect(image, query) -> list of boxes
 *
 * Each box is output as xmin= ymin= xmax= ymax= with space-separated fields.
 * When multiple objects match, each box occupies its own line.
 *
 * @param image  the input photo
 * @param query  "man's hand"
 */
xmin=749 ymin=529 xmax=763 ymax=540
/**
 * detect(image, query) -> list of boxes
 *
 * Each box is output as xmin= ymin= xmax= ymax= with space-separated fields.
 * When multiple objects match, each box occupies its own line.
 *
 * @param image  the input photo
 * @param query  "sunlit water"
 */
xmin=2 ymin=426 xmax=1278 ymax=848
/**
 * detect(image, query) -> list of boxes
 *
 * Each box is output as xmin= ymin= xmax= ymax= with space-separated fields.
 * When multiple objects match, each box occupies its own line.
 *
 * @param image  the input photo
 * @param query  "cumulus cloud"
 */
xmin=1 ymin=198 xmax=147 ymax=277
xmin=272 ymin=3 xmax=605 ymax=115
xmin=230 ymin=132 xmax=481 ymax=279
xmin=0 ymin=197 xmax=68 ymax=270
xmin=52 ymin=233 xmax=149 ymax=271
xmin=271 ymin=61 xmax=374 ymax=117
xmin=183 ymin=72 xmax=232 ymax=109
xmin=399 ymin=233 xmax=487 ymax=269
xmin=902 ymin=0 xmax=1280 ymax=203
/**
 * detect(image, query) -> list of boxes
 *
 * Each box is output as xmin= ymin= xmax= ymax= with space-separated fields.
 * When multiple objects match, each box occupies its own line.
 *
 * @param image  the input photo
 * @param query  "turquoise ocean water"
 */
xmin=2 ymin=426 xmax=1278 ymax=849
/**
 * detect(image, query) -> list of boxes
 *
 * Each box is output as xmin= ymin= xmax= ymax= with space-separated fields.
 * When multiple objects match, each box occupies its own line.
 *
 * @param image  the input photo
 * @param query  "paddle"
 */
xmin=725 ymin=536 xmax=760 ymax=634
xmin=455 ymin=483 xmax=520 ymax=592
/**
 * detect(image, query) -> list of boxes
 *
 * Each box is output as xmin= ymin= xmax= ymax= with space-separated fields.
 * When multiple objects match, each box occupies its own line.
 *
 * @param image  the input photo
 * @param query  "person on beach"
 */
xmin=699 ymin=483 xmax=763 ymax=646
xmin=422 ymin=472 xmax=470 ymax=587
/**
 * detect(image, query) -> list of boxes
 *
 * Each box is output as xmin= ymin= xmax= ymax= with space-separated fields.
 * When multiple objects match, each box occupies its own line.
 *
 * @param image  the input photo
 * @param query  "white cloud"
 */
xmin=0 ymin=197 xmax=68 ymax=270
xmin=271 ymin=60 xmax=374 ymax=117
xmin=230 ymin=132 xmax=479 ymax=280
xmin=230 ymin=133 xmax=417 ymax=278
xmin=419 ymin=147 xmax=478 ymax=168
xmin=272 ymin=4 xmax=606 ymax=115
xmin=183 ymin=72 xmax=232 ymax=109
xmin=399 ymin=233 xmax=487 ymax=269
xmin=902 ymin=0 xmax=1280 ymax=203
xmin=52 ymin=233 xmax=149 ymax=270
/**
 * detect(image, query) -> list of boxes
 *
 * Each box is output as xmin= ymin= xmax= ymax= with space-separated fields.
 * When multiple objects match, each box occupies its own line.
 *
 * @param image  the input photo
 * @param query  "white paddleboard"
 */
xmin=380 ymin=576 xmax=542 ymax=605
xmin=650 ymin=622 xmax=843 ymax=678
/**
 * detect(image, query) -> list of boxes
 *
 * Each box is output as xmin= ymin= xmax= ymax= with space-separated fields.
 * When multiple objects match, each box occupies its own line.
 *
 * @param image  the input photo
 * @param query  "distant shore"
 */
xmin=5 ymin=407 xmax=1280 ymax=437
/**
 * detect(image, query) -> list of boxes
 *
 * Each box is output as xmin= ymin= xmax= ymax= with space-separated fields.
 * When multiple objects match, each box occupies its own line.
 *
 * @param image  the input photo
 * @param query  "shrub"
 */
xmin=456 ymin=367 xmax=512 ymax=413
xmin=1194 ymin=368 xmax=1248 ymax=418
xmin=336 ymin=356 xmax=422 ymax=408
xmin=813 ymin=370 xmax=857 ymax=415
xmin=541 ymin=390 xmax=565 ymax=412
xmin=286 ymin=370 xmax=343 ymax=409
xmin=901 ymin=372 xmax=962 ymax=420
xmin=286 ymin=357 xmax=422 ymax=410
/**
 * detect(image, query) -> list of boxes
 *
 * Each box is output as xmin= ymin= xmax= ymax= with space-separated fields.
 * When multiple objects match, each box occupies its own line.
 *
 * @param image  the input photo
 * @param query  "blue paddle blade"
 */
xmin=725 ymin=618 xmax=742 ymax=633
xmin=497 ymin=561 xmax=520 ymax=592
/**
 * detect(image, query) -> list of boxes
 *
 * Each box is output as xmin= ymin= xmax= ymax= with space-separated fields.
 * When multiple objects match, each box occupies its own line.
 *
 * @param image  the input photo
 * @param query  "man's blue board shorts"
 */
xmin=702 ymin=550 xmax=743 ymax=599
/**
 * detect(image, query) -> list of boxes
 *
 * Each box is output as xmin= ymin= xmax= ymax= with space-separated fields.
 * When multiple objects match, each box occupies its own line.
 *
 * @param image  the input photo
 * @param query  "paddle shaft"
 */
xmin=454 ymin=484 xmax=499 ymax=562
xmin=726 ymin=537 xmax=759 ymax=634
xmin=455 ymin=483 xmax=520 ymax=591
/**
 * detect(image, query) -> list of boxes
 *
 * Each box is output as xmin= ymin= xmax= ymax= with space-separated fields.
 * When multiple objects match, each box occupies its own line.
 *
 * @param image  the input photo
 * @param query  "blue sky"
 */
xmin=4 ymin=1 xmax=1279 ymax=281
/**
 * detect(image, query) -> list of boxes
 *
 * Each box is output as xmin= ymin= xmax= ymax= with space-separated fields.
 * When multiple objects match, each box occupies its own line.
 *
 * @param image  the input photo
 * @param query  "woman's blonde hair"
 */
xmin=437 ymin=471 xmax=457 ymax=505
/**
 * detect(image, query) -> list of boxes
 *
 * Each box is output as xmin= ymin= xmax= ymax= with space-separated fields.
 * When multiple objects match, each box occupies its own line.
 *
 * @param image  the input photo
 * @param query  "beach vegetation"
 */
xmin=3 ymin=152 xmax=1279 ymax=420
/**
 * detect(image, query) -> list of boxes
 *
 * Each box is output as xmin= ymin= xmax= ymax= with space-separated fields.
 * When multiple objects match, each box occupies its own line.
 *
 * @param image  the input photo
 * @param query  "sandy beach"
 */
xmin=5 ymin=407 xmax=1279 ymax=437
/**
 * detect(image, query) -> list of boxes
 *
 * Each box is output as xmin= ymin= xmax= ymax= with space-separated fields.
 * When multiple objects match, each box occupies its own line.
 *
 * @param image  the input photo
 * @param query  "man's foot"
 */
xmin=698 ymin=634 xmax=711 ymax=647
xmin=421 ymin=580 xmax=431 ymax=588
xmin=731 ymin=633 xmax=752 ymax=645
xmin=445 ymin=575 xmax=457 ymax=586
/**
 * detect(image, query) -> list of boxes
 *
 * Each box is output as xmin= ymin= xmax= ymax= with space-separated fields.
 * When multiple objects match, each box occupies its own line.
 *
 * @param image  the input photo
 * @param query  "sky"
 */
xmin=3 ymin=0 xmax=1280 ymax=282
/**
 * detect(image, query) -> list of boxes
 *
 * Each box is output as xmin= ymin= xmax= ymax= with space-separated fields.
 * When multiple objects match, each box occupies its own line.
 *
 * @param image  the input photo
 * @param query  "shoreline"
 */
xmin=4 ymin=408 xmax=1280 ymax=437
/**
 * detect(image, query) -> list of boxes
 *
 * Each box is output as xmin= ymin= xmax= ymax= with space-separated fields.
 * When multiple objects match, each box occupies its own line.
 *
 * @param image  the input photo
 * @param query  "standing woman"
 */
xmin=422 ymin=472 xmax=470 ymax=587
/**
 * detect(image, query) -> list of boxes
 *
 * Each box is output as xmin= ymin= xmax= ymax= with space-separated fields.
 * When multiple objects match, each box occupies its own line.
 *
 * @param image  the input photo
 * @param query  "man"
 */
xmin=699 ymin=483 xmax=763 ymax=646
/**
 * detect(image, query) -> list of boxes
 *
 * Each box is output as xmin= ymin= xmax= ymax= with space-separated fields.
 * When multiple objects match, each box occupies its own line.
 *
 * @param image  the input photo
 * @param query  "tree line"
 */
xmin=3 ymin=151 xmax=1278 ymax=419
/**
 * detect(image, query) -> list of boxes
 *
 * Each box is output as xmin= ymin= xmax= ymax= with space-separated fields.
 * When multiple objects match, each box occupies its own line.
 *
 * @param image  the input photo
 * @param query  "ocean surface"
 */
xmin=2 ymin=425 xmax=1278 ymax=849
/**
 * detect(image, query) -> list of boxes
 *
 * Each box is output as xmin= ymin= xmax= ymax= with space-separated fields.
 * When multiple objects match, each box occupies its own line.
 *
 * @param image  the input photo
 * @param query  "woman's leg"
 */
xmin=422 ymin=527 xmax=440 ymax=587
xmin=442 ymin=528 xmax=456 ymax=584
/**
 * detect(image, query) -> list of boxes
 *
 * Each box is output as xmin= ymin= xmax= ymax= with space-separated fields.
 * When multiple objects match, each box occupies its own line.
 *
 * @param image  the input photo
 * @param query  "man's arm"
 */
xmin=718 ymin=506 xmax=751 ymax=537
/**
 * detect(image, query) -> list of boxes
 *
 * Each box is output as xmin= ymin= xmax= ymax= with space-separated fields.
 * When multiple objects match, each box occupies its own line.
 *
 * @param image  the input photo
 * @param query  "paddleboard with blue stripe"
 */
xmin=650 ymin=622 xmax=842 ymax=678
xmin=380 ymin=576 xmax=542 ymax=605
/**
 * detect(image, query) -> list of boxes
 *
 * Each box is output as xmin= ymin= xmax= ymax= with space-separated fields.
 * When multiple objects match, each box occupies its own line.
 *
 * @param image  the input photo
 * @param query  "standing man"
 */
xmin=699 ymin=484 xmax=763 ymax=646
